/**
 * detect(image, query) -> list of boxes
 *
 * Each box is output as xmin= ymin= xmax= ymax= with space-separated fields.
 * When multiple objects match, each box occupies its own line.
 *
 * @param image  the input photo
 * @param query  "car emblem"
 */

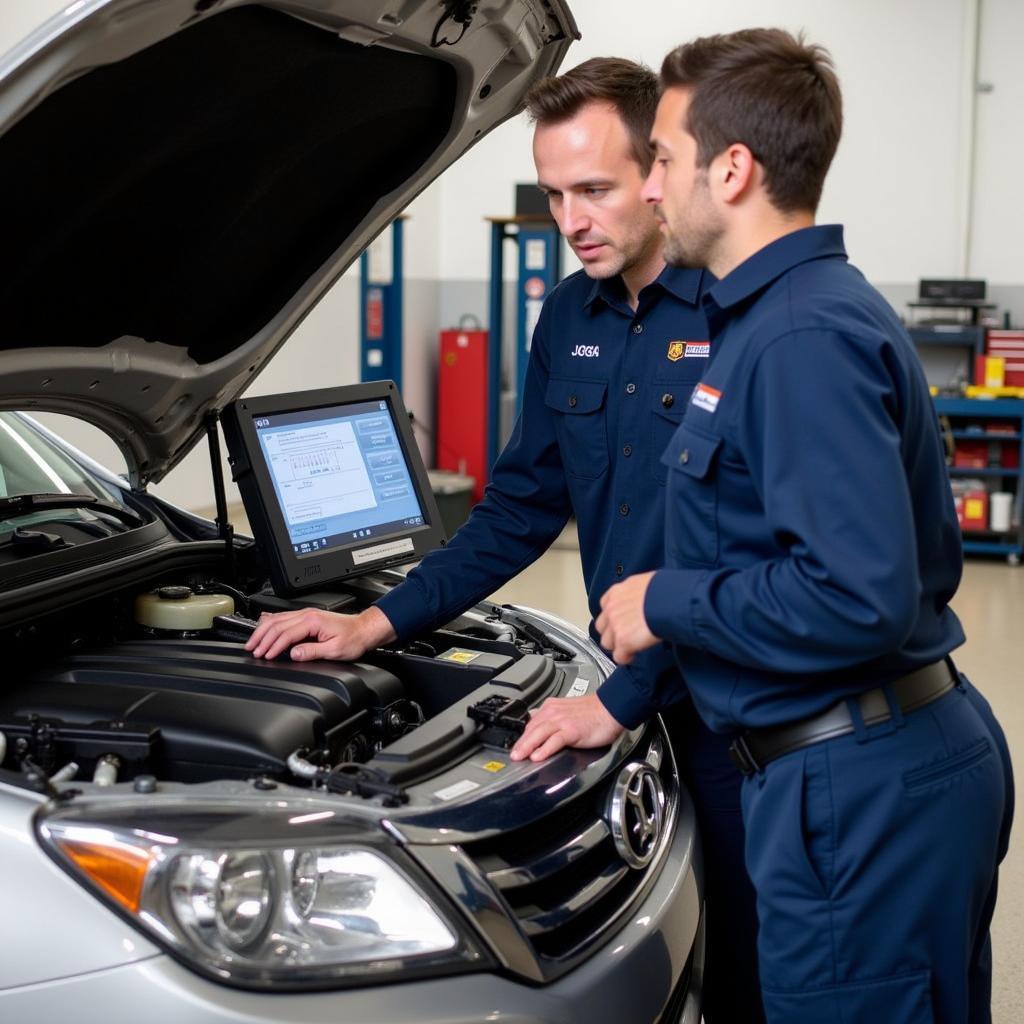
xmin=607 ymin=762 xmax=665 ymax=869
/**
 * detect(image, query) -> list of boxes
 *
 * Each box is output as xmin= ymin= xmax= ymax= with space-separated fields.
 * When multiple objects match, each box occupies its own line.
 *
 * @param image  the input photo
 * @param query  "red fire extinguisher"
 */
xmin=437 ymin=315 xmax=488 ymax=501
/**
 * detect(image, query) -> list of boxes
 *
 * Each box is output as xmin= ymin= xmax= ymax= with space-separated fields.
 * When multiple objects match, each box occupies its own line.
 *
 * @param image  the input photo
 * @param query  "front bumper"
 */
xmin=0 ymin=790 xmax=702 ymax=1024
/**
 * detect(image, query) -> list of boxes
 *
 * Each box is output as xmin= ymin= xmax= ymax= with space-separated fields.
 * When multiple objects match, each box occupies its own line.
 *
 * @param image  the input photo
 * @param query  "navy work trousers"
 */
xmin=663 ymin=699 xmax=766 ymax=1023
xmin=740 ymin=676 xmax=1013 ymax=1023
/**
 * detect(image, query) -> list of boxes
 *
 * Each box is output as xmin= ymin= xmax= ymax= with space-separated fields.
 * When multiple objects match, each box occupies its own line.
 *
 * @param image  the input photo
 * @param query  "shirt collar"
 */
xmin=583 ymin=264 xmax=706 ymax=311
xmin=706 ymin=224 xmax=847 ymax=312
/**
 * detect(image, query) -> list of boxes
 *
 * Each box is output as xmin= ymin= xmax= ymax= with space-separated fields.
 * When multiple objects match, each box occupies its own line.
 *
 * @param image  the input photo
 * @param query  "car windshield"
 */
xmin=0 ymin=413 xmax=125 ymax=536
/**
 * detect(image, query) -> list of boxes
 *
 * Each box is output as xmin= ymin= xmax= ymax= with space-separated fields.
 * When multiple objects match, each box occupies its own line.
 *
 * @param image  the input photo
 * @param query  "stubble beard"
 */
xmin=579 ymin=246 xmax=625 ymax=281
xmin=663 ymin=228 xmax=713 ymax=269
xmin=662 ymin=174 xmax=722 ymax=270
xmin=583 ymin=227 xmax=660 ymax=282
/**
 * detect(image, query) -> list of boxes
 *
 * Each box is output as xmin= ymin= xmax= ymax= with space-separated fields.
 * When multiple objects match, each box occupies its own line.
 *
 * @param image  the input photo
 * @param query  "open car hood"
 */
xmin=0 ymin=0 xmax=576 ymax=486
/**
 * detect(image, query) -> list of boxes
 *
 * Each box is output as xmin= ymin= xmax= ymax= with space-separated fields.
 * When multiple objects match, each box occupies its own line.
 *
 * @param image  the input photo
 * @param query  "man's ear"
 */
xmin=716 ymin=142 xmax=757 ymax=204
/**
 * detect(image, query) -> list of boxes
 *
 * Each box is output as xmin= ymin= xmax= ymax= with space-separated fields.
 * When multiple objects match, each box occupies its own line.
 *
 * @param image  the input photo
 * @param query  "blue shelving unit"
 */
xmin=359 ymin=218 xmax=404 ymax=390
xmin=909 ymin=326 xmax=987 ymax=352
xmin=487 ymin=216 xmax=563 ymax=474
xmin=934 ymin=397 xmax=1024 ymax=564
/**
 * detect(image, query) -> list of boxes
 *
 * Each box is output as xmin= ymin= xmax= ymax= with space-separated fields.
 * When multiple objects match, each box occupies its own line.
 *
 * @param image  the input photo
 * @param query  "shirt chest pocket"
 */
xmin=650 ymin=388 xmax=688 ymax=485
xmin=661 ymin=424 xmax=722 ymax=567
xmin=544 ymin=378 xmax=609 ymax=480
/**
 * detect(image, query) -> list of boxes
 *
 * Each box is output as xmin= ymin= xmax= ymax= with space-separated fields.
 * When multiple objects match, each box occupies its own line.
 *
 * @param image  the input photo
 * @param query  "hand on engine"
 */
xmin=245 ymin=605 xmax=396 ymax=662
xmin=510 ymin=693 xmax=625 ymax=762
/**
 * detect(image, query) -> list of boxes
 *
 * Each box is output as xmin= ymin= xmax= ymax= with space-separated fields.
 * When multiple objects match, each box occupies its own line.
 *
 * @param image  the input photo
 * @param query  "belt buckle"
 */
xmin=728 ymin=734 xmax=761 ymax=777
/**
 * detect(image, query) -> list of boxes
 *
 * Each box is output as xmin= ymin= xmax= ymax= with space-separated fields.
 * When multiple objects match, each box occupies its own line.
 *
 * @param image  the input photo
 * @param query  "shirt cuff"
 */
xmin=644 ymin=568 xmax=706 ymax=647
xmin=596 ymin=664 xmax=661 ymax=730
xmin=373 ymin=579 xmax=435 ymax=642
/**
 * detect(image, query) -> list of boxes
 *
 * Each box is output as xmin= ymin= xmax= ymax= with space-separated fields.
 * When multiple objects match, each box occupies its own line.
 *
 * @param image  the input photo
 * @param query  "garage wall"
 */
xmin=969 ymin=0 xmax=1024 ymax=285
xmin=437 ymin=0 xmax=979 ymax=309
xmin=5 ymin=0 xmax=1024 ymax=512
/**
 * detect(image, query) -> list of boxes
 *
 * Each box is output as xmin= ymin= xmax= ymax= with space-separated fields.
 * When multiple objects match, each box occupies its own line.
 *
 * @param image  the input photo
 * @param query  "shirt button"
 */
xmin=622 ymin=444 xmax=633 ymax=457
xmin=619 ymin=503 xmax=630 ymax=516
xmin=680 ymin=449 xmax=690 ymax=464
xmin=615 ymin=564 xmax=624 ymax=576
xmin=661 ymin=393 xmax=675 ymax=409
xmin=625 ymin=382 xmax=636 ymax=395
xmin=569 ymin=395 xmax=577 ymax=408
xmin=632 ymin=323 xmax=644 ymax=335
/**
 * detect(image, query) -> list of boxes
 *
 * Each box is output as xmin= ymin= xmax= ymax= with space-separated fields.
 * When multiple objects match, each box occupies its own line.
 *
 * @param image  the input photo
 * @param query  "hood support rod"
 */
xmin=205 ymin=412 xmax=235 ymax=582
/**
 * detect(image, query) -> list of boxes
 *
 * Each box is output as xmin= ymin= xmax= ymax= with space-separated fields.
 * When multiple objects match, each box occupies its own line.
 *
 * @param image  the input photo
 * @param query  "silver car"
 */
xmin=0 ymin=2 xmax=702 ymax=1021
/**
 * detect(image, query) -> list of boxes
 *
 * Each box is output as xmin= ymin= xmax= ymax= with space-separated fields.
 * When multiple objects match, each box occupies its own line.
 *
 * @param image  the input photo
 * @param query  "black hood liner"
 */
xmin=0 ymin=5 xmax=456 ymax=363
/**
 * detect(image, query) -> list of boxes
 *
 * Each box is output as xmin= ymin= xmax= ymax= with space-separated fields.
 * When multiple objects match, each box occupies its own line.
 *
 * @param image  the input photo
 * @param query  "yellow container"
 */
xmin=984 ymin=356 xmax=1006 ymax=388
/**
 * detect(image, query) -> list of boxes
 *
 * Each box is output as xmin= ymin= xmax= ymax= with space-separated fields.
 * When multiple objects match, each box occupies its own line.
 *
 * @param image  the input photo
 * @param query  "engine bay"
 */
xmin=0 ymin=385 xmax=604 ymax=800
xmin=0 ymin=571 xmax=592 ymax=797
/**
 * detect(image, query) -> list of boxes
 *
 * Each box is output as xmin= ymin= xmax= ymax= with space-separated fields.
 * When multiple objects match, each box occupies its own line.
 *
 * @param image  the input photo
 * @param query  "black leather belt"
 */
xmin=728 ymin=660 xmax=956 ymax=776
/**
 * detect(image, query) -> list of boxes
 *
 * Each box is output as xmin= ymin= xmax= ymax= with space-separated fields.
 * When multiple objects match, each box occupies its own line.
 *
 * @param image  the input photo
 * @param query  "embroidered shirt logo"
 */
xmin=691 ymin=383 xmax=722 ymax=413
xmin=571 ymin=344 xmax=601 ymax=358
xmin=668 ymin=340 xmax=710 ymax=361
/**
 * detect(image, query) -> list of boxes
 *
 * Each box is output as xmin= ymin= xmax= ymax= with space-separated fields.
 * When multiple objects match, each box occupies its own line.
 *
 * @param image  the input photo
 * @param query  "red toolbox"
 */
xmin=986 ymin=330 xmax=1024 ymax=387
xmin=953 ymin=440 xmax=990 ymax=469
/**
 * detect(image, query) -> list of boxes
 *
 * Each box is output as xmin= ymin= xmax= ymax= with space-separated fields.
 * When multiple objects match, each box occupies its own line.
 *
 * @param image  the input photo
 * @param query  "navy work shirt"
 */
xmin=377 ymin=264 xmax=710 ymax=710
xmin=634 ymin=226 xmax=965 ymax=733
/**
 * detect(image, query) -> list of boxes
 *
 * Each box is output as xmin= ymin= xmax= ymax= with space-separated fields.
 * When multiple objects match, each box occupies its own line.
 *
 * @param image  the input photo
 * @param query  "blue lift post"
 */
xmin=360 ymin=217 xmax=405 ymax=390
xmin=486 ymin=216 xmax=562 ymax=473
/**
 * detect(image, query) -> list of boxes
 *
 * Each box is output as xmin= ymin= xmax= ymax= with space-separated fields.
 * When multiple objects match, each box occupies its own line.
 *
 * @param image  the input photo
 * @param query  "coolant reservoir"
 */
xmin=134 ymin=586 xmax=234 ymax=632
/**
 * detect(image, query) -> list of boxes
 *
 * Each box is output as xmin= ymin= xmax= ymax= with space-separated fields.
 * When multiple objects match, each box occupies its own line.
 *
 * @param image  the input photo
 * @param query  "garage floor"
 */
xmin=491 ymin=530 xmax=1023 ymax=1022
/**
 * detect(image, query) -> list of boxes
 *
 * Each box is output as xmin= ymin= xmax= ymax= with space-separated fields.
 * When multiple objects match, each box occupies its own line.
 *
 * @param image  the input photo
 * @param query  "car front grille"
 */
xmin=461 ymin=724 xmax=677 ymax=969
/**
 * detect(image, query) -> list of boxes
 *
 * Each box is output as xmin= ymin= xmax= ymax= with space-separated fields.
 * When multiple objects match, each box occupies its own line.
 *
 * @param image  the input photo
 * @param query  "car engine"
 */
xmin=0 ymin=576 xmax=584 ymax=794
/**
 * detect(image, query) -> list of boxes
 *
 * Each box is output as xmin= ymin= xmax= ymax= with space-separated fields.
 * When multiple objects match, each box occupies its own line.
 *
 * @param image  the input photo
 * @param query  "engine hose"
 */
xmin=287 ymin=750 xmax=322 ymax=780
xmin=50 ymin=762 xmax=79 ymax=783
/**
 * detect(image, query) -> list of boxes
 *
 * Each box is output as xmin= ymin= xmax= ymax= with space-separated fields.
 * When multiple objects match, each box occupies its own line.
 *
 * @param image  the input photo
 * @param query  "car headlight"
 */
xmin=37 ymin=798 xmax=490 ymax=989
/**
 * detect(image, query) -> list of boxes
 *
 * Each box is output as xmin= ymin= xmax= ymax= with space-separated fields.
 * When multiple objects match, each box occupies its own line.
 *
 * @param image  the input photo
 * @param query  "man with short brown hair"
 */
xmin=524 ymin=56 xmax=659 ymax=172
xmin=516 ymin=28 xmax=1013 ymax=1024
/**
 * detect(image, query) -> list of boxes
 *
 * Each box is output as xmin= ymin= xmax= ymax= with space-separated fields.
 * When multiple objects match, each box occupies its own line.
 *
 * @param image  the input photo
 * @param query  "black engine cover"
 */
xmin=0 ymin=640 xmax=404 ymax=781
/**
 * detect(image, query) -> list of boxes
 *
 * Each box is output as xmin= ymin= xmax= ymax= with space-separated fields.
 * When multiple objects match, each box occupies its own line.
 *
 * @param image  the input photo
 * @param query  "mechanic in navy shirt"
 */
xmin=513 ymin=29 xmax=1013 ymax=1024
xmin=248 ymin=58 xmax=763 ymax=1023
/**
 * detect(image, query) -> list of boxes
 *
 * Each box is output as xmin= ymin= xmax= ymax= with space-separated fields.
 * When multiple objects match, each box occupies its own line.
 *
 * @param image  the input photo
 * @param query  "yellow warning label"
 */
xmin=965 ymin=499 xmax=985 ymax=519
xmin=439 ymin=649 xmax=480 ymax=664
xmin=482 ymin=761 xmax=506 ymax=773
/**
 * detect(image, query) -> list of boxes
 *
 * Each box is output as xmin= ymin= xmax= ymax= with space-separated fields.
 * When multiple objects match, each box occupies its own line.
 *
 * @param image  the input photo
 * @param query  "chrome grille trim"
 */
xmin=487 ymin=818 xmax=610 ymax=889
xmin=517 ymin=859 xmax=631 ymax=936
xmin=454 ymin=719 xmax=679 ymax=979
xmin=410 ymin=842 xmax=545 ymax=983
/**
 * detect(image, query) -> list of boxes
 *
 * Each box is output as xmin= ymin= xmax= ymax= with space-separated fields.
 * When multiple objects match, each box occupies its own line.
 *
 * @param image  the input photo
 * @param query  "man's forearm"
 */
xmin=358 ymin=604 xmax=398 ymax=649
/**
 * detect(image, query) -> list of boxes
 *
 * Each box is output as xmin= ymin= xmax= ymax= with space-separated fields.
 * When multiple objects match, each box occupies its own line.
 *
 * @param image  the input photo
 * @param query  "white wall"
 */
xmin=970 ymin=0 xmax=1024 ymax=284
xmin=438 ymin=0 xmax=976 ymax=285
